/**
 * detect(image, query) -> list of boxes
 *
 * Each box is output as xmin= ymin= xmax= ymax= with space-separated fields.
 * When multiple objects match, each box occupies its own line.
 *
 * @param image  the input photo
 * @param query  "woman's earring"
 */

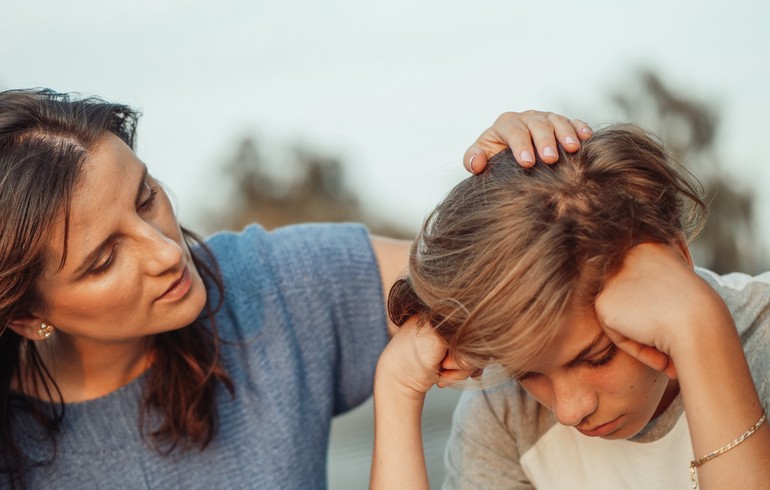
xmin=37 ymin=322 xmax=55 ymax=339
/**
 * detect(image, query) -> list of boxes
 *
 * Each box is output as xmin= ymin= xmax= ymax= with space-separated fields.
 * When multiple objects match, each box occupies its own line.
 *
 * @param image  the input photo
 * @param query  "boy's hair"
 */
xmin=388 ymin=124 xmax=706 ymax=376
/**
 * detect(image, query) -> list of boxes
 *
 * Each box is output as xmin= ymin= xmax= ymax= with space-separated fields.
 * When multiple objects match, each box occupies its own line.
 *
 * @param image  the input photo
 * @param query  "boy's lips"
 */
xmin=577 ymin=415 xmax=624 ymax=437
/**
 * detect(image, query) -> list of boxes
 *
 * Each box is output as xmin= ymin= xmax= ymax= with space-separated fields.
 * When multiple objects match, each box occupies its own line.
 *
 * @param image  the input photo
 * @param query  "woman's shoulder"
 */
xmin=203 ymin=222 xmax=374 ymax=290
xmin=205 ymin=222 xmax=372 ymax=265
xmin=201 ymin=222 xmax=385 ymax=342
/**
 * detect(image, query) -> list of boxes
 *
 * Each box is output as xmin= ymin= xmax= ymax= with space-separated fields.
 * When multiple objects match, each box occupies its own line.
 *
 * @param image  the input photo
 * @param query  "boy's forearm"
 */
xmin=672 ymin=304 xmax=770 ymax=489
xmin=370 ymin=370 xmax=431 ymax=490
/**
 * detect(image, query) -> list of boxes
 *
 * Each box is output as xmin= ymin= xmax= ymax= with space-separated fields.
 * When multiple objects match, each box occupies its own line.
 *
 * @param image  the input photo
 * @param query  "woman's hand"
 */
xmin=464 ymin=111 xmax=592 ymax=173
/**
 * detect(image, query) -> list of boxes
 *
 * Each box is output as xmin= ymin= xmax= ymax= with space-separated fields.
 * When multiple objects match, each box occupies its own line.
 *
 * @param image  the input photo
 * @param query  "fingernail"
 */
xmin=565 ymin=136 xmax=578 ymax=146
xmin=543 ymin=146 xmax=557 ymax=158
xmin=520 ymin=150 xmax=535 ymax=163
xmin=469 ymin=153 xmax=478 ymax=173
xmin=581 ymin=128 xmax=592 ymax=134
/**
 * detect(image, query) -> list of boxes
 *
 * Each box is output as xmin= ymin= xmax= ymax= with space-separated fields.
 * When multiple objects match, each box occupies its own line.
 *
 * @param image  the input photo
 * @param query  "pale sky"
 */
xmin=3 ymin=0 xmax=770 ymax=241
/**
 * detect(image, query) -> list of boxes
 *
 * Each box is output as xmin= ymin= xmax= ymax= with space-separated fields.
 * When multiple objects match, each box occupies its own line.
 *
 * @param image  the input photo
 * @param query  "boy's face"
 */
xmin=515 ymin=307 xmax=678 ymax=439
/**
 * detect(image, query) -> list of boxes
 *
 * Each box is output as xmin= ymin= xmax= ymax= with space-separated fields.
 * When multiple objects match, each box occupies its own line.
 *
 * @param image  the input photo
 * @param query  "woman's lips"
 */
xmin=156 ymin=266 xmax=192 ymax=303
xmin=577 ymin=415 xmax=624 ymax=437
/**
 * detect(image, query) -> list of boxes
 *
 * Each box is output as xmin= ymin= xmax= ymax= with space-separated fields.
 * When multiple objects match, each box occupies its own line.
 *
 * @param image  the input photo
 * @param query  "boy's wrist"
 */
xmin=374 ymin=360 xmax=432 ymax=403
xmin=667 ymin=287 xmax=735 ymax=361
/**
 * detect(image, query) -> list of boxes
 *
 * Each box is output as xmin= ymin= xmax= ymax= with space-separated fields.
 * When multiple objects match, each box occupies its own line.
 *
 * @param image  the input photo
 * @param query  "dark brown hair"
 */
xmin=0 ymin=89 xmax=234 ymax=489
xmin=388 ymin=124 xmax=707 ymax=376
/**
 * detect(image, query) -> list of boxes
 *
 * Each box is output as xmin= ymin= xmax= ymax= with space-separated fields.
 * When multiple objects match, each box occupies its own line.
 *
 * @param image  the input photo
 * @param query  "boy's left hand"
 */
xmin=595 ymin=242 xmax=732 ymax=380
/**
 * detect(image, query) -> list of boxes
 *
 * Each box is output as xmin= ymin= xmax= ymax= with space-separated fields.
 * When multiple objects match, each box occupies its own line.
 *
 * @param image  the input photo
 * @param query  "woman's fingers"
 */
xmin=464 ymin=144 xmax=489 ymax=174
xmin=548 ymin=114 xmax=592 ymax=152
xmin=465 ymin=111 xmax=592 ymax=174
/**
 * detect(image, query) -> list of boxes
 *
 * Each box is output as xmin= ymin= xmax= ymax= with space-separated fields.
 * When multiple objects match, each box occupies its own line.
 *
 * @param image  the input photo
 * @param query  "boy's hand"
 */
xmin=376 ymin=317 xmax=475 ymax=400
xmin=595 ymin=242 xmax=732 ymax=379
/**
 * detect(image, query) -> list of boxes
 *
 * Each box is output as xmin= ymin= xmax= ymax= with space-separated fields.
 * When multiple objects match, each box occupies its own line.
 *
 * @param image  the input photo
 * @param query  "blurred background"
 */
xmin=3 ymin=0 xmax=769 ymax=487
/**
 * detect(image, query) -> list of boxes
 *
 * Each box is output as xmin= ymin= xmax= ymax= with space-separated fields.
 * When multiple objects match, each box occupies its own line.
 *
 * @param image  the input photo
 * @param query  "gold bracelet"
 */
xmin=689 ymin=409 xmax=766 ymax=489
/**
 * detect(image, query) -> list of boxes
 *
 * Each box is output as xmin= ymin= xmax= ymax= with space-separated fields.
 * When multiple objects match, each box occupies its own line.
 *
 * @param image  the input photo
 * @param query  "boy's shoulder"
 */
xmin=455 ymin=379 xmax=557 ymax=455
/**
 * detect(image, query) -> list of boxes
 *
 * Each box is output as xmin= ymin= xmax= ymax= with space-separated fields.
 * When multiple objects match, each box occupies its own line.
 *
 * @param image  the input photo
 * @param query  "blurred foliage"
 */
xmin=612 ymin=70 xmax=765 ymax=274
xmin=205 ymin=136 xmax=413 ymax=239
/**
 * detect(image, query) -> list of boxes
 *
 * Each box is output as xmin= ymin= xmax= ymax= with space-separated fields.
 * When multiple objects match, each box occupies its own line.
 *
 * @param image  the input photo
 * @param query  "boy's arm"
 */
xmin=597 ymin=243 xmax=770 ymax=489
xmin=370 ymin=318 xmax=472 ymax=489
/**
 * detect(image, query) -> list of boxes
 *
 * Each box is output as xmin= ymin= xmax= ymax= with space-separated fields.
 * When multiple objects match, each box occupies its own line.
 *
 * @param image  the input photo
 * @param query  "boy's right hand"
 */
xmin=376 ymin=317 xmax=474 ymax=400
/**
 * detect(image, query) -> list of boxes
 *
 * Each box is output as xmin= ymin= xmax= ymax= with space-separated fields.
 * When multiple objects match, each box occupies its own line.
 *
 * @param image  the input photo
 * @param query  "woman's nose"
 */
xmin=551 ymin=377 xmax=598 ymax=427
xmin=140 ymin=224 xmax=184 ymax=275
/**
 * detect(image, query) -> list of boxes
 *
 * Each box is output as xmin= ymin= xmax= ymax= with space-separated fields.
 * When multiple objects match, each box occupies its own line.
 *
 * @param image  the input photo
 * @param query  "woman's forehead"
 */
xmin=44 ymin=134 xmax=146 ymax=274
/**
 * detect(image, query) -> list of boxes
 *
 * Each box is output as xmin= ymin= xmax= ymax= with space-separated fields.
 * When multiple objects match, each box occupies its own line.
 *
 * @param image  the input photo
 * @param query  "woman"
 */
xmin=372 ymin=125 xmax=770 ymax=489
xmin=0 ymin=88 xmax=589 ymax=488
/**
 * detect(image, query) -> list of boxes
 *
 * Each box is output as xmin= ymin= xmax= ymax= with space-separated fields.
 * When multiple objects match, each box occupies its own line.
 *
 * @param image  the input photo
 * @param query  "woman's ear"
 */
xmin=5 ymin=314 xmax=50 ymax=341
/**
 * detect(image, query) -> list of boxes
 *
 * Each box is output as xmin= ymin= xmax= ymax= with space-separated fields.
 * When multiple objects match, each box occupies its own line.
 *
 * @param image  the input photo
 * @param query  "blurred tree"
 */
xmin=611 ymin=70 xmax=765 ymax=274
xmin=207 ymin=136 xmax=413 ymax=239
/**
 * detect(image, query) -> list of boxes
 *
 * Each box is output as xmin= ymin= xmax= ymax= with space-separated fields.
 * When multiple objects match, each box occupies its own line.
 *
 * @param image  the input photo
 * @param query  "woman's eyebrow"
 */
xmin=565 ymin=330 xmax=607 ymax=367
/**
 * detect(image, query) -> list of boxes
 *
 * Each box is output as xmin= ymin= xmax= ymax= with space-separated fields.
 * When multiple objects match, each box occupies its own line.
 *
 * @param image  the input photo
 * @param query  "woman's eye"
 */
xmin=138 ymin=183 xmax=159 ymax=211
xmin=90 ymin=244 xmax=118 ymax=276
xmin=586 ymin=344 xmax=619 ymax=369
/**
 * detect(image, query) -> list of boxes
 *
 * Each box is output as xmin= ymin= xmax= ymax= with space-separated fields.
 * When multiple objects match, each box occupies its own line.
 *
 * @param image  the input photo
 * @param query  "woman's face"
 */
xmin=33 ymin=133 xmax=207 ymax=345
xmin=515 ymin=307 xmax=676 ymax=439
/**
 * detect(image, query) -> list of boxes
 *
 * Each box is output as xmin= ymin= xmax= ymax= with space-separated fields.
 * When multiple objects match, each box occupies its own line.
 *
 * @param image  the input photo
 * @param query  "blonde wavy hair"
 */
xmin=388 ymin=124 xmax=707 ymax=377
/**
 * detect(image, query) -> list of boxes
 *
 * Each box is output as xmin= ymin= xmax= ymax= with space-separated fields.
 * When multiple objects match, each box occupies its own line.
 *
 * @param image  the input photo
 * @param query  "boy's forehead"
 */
xmin=512 ymin=309 xmax=606 ymax=372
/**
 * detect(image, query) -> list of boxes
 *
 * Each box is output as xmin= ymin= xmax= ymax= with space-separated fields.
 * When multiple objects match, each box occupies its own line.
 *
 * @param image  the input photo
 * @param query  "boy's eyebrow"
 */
xmin=566 ymin=331 xmax=607 ymax=367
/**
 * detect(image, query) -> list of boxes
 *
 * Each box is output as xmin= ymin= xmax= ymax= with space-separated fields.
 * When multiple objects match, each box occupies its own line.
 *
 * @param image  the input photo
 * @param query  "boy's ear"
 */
xmin=5 ymin=314 xmax=48 ymax=341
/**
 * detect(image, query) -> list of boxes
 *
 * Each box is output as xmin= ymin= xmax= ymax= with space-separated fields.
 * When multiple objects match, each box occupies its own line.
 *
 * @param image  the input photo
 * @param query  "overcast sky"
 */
xmin=3 ymin=0 xmax=769 ymax=243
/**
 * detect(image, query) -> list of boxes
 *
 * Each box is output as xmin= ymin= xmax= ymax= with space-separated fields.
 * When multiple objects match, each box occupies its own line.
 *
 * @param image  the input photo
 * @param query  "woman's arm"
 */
xmin=596 ymin=242 xmax=770 ymax=490
xmin=370 ymin=236 xmax=411 ymax=337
